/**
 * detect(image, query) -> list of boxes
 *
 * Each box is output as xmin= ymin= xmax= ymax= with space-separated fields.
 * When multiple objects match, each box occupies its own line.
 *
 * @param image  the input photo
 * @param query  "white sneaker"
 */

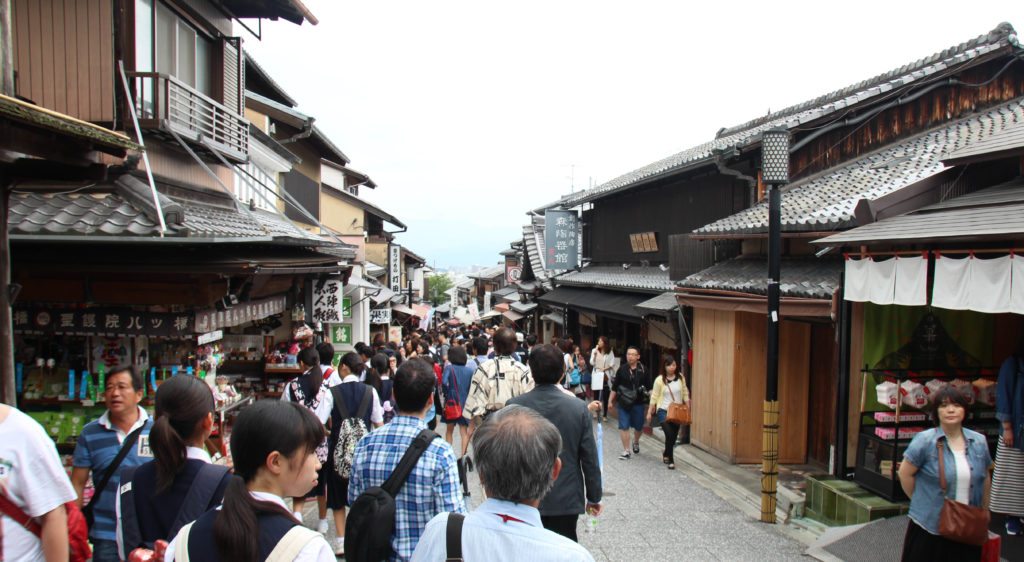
xmin=334 ymin=537 xmax=345 ymax=556
xmin=317 ymin=519 xmax=329 ymax=534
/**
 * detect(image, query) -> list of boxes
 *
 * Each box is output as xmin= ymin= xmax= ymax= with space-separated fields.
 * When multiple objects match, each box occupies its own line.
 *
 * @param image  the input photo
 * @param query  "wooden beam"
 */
xmin=1 ymin=174 xmax=13 ymax=405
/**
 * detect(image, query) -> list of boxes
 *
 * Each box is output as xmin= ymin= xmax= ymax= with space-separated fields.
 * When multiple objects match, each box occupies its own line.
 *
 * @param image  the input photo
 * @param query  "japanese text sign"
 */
xmin=194 ymin=295 xmax=288 ymax=333
xmin=329 ymin=323 xmax=353 ymax=345
xmin=544 ymin=210 xmax=579 ymax=270
xmin=312 ymin=280 xmax=344 ymax=323
xmin=13 ymin=307 xmax=193 ymax=337
xmin=389 ymin=244 xmax=402 ymax=292
xmin=369 ymin=308 xmax=392 ymax=325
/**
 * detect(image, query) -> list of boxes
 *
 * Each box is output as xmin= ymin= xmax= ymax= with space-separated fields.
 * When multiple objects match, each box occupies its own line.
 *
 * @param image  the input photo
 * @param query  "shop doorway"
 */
xmin=807 ymin=322 xmax=837 ymax=468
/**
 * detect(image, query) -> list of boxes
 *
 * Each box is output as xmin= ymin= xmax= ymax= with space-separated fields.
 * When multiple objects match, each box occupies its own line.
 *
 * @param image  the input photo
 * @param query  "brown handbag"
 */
xmin=935 ymin=438 xmax=990 ymax=546
xmin=665 ymin=381 xmax=691 ymax=425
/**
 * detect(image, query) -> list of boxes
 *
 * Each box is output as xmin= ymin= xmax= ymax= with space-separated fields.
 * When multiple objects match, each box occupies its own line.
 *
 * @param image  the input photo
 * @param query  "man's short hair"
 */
xmin=393 ymin=357 xmax=436 ymax=413
xmin=298 ymin=346 xmax=319 ymax=368
xmin=472 ymin=336 xmax=489 ymax=356
xmin=316 ymin=342 xmax=335 ymax=366
xmin=526 ymin=334 xmax=537 ymax=347
xmin=493 ymin=327 xmax=517 ymax=355
xmin=471 ymin=405 xmax=562 ymax=503
xmin=108 ymin=365 xmax=144 ymax=392
xmin=528 ymin=344 xmax=564 ymax=385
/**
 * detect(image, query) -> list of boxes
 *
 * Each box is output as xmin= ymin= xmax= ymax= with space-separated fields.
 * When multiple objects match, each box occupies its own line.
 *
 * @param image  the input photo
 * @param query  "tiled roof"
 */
xmin=556 ymin=265 xmax=673 ymax=293
xmin=492 ymin=285 xmax=518 ymax=297
xmin=521 ymin=215 xmax=553 ymax=290
xmin=635 ymin=292 xmax=679 ymax=315
xmin=470 ymin=265 xmax=505 ymax=280
xmin=678 ymin=256 xmax=842 ymax=299
xmin=9 ymin=192 xmax=163 ymax=236
xmin=943 ymin=116 xmax=1024 ymax=165
xmin=695 ymin=97 xmax=1024 ymax=235
xmin=542 ymin=23 xmax=1019 ymax=210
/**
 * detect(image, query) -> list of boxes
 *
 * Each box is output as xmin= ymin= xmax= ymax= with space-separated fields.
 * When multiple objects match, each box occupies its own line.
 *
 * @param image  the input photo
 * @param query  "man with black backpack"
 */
xmin=346 ymin=357 xmax=466 ymax=561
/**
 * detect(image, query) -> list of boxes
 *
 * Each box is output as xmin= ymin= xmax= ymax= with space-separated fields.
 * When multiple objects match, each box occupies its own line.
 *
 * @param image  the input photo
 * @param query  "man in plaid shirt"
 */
xmin=348 ymin=357 xmax=467 ymax=561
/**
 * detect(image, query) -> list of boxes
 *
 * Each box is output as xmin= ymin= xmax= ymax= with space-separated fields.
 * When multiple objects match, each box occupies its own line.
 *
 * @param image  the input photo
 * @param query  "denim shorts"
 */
xmin=617 ymin=403 xmax=645 ymax=431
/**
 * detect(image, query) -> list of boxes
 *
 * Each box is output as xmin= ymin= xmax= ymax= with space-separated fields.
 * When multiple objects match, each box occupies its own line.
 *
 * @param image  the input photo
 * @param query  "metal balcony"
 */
xmin=126 ymin=72 xmax=249 ymax=162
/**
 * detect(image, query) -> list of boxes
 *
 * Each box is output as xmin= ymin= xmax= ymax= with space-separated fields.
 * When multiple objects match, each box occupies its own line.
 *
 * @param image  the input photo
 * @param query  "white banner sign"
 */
xmin=389 ymin=244 xmax=402 ymax=292
xmin=369 ymin=308 xmax=392 ymax=325
xmin=312 ymin=280 xmax=344 ymax=323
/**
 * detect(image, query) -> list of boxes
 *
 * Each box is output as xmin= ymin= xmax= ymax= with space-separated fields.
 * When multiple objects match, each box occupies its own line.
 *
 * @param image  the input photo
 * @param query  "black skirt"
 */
xmin=900 ymin=520 xmax=982 ymax=562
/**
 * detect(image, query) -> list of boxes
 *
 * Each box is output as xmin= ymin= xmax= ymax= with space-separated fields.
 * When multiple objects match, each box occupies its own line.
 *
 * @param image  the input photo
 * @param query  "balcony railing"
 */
xmin=126 ymin=71 xmax=249 ymax=162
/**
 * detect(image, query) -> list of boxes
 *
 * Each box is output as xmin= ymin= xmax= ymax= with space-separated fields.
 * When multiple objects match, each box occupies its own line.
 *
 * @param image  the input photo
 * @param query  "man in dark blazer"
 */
xmin=507 ymin=344 xmax=603 ymax=542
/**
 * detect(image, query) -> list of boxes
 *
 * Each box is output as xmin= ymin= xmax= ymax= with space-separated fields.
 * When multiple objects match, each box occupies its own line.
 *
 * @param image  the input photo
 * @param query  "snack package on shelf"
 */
xmin=924 ymin=379 xmax=948 ymax=398
xmin=973 ymin=379 xmax=996 ymax=407
xmin=875 ymin=426 xmax=926 ymax=440
xmin=899 ymin=380 xmax=928 ymax=409
xmin=876 ymin=381 xmax=899 ymax=410
xmin=873 ymin=411 xmax=928 ymax=423
xmin=950 ymin=379 xmax=976 ymax=405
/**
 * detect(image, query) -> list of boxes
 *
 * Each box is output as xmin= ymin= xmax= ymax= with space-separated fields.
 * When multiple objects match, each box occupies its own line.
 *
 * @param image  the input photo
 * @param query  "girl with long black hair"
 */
xmin=116 ymin=375 xmax=230 ymax=558
xmin=280 ymin=346 xmax=330 ymax=528
xmin=165 ymin=400 xmax=332 ymax=561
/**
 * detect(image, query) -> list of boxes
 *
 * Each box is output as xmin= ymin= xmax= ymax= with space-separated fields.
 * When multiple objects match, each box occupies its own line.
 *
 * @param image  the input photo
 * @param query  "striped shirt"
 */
xmin=72 ymin=407 xmax=152 ymax=541
xmin=347 ymin=415 xmax=466 ymax=561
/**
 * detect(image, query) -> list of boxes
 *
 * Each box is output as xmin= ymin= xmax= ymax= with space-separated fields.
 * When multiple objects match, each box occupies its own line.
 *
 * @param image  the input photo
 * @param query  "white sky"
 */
xmin=244 ymin=1 xmax=1021 ymax=269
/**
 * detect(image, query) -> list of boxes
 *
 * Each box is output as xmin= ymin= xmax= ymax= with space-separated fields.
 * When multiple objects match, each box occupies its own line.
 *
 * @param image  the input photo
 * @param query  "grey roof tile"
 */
xmin=9 ymin=192 xmax=162 ymax=236
xmin=695 ymin=97 xmax=1024 ymax=235
xmin=678 ymin=256 xmax=842 ymax=299
xmin=557 ymin=265 xmax=673 ymax=293
xmin=545 ymin=23 xmax=1017 ymax=210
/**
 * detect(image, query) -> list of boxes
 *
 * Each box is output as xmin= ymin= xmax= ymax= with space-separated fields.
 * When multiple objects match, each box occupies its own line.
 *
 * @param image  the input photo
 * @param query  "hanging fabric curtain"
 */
xmin=844 ymin=256 xmax=926 ymax=305
xmin=893 ymin=256 xmax=928 ymax=306
xmin=1012 ymin=254 xmax=1024 ymax=315
xmin=867 ymin=257 xmax=897 ymax=305
xmin=933 ymin=254 xmax=1013 ymax=313
xmin=843 ymin=257 xmax=870 ymax=302
xmin=932 ymin=254 xmax=971 ymax=310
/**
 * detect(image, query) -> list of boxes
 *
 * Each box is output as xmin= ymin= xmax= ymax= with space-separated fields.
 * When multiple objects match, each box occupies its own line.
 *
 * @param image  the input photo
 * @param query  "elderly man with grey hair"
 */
xmin=411 ymin=405 xmax=595 ymax=562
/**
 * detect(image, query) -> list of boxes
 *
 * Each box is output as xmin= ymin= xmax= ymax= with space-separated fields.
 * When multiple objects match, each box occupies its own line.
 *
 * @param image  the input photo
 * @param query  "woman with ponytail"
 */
xmin=280 ymin=346 xmax=330 ymax=529
xmin=165 ymin=400 xmax=332 ymax=561
xmin=116 ymin=375 xmax=229 ymax=559
xmin=371 ymin=353 xmax=396 ymax=423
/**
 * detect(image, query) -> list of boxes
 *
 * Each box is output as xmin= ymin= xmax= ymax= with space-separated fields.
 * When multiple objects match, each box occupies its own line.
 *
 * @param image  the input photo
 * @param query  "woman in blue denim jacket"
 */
xmin=898 ymin=386 xmax=992 ymax=562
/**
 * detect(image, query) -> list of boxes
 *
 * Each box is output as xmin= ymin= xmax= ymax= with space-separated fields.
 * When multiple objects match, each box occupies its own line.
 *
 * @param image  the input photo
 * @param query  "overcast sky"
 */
xmin=245 ymin=1 xmax=1020 ymax=270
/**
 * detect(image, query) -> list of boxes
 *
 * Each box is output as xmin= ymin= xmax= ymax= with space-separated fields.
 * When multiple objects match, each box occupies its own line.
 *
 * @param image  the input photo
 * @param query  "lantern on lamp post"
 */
xmin=760 ymin=126 xmax=789 ymax=524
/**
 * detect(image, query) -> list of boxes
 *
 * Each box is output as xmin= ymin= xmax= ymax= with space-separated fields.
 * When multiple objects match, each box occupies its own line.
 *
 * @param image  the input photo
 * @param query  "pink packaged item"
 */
xmin=875 ymin=426 xmax=925 ymax=440
xmin=873 ymin=411 xmax=928 ymax=423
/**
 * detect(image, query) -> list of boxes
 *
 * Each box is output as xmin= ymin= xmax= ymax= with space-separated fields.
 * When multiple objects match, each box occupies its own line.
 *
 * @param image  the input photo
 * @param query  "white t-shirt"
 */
xmin=0 ymin=407 xmax=78 ymax=562
xmin=952 ymin=448 xmax=971 ymax=504
xmin=589 ymin=350 xmax=614 ymax=391
xmin=281 ymin=373 xmax=333 ymax=425
xmin=658 ymin=379 xmax=686 ymax=411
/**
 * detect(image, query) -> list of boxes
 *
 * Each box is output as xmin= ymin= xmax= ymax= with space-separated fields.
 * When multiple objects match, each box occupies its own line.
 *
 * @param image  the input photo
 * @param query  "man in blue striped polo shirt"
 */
xmin=71 ymin=365 xmax=153 ymax=562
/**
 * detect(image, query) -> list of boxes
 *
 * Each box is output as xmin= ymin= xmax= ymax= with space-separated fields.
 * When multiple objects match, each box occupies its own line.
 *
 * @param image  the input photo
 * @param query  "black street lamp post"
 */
xmin=760 ymin=127 xmax=789 ymax=524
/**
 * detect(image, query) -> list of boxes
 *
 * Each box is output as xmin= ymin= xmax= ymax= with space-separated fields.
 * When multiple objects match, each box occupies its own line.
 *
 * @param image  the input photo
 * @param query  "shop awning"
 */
xmin=635 ymin=291 xmax=679 ymax=317
xmin=480 ymin=309 xmax=503 ymax=320
xmin=370 ymin=287 xmax=395 ymax=305
xmin=536 ymin=286 xmax=649 ymax=322
xmin=502 ymin=310 xmax=525 ymax=323
xmin=391 ymin=304 xmax=415 ymax=316
xmin=510 ymin=301 xmax=538 ymax=315
xmin=674 ymin=289 xmax=834 ymax=318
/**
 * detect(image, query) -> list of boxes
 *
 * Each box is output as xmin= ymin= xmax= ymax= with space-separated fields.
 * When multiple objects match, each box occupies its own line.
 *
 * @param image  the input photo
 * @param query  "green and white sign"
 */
xmin=329 ymin=323 xmax=353 ymax=345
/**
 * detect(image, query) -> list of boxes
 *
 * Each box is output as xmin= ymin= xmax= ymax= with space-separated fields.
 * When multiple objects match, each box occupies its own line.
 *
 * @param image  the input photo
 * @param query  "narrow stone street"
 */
xmin=457 ymin=417 xmax=808 ymax=561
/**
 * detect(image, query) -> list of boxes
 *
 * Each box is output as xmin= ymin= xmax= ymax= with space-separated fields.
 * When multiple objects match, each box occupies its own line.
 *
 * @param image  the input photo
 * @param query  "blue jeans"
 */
xmin=616 ymin=403 xmax=645 ymax=431
xmin=92 ymin=538 xmax=119 ymax=562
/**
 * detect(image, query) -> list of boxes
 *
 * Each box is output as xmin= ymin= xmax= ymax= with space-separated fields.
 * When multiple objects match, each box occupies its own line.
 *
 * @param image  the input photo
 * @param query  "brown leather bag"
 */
xmin=935 ymin=438 xmax=990 ymax=546
xmin=665 ymin=381 xmax=691 ymax=425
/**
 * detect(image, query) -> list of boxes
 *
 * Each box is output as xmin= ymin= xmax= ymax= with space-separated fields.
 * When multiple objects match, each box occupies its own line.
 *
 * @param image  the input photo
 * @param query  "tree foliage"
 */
xmin=426 ymin=273 xmax=455 ymax=305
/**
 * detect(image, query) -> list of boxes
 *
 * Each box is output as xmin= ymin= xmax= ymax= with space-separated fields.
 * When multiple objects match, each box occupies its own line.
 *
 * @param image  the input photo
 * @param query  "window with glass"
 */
xmin=136 ymin=0 xmax=214 ymax=97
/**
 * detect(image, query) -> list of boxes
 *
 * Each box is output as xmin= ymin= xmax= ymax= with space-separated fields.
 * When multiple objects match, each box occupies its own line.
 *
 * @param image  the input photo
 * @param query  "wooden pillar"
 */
xmin=1 ymin=0 xmax=13 ymax=97
xmin=0 ymin=176 xmax=13 ymax=405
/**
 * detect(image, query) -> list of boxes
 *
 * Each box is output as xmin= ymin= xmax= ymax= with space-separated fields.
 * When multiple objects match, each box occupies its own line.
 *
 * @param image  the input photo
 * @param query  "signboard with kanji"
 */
xmin=13 ymin=307 xmax=194 ymax=337
xmin=194 ymin=295 xmax=287 ymax=333
xmin=505 ymin=256 xmax=522 ymax=284
xmin=329 ymin=323 xmax=353 ymax=345
xmin=389 ymin=244 xmax=402 ymax=292
xmin=312 ymin=280 xmax=344 ymax=323
xmin=369 ymin=308 xmax=392 ymax=325
xmin=544 ymin=210 xmax=579 ymax=270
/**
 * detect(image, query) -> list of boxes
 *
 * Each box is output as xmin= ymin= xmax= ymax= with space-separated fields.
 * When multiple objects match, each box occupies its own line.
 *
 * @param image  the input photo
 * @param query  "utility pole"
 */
xmin=759 ymin=127 xmax=789 ymax=523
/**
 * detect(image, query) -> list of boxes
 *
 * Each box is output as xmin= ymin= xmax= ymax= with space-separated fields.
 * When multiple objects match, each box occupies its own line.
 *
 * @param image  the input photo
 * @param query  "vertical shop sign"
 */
xmin=389 ymin=244 xmax=402 ymax=292
xmin=312 ymin=280 xmax=344 ymax=323
xmin=505 ymin=256 xmax=522 ymax=284
xmin=544 ymin=210 xmax=579 ymax=270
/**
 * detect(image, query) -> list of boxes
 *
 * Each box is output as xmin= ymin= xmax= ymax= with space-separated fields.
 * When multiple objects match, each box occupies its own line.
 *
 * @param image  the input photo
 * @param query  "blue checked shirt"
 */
xmin=347 ymin=415 xmax=466 ymax=561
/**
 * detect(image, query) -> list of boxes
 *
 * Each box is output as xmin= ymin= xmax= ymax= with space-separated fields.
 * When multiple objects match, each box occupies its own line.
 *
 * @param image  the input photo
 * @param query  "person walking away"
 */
xmin=463 ymin=328 xmax=534 ymax=431
xmin=411 ymin=405 xmax=595 ymax=562
xmin=318 ymin=342 xmax=341 ymax=387
xmin=508 ymin=345 xmax=602 ymax=542
xmin=442 ymin=345 xmax=475 ymax=496
xmin=164 ymin=400 xmax=332 ymax=561
xmin=0 ymin=403 xmax=77 ymax=562
xmin=589 ymin=337 xmax=615 ymax=421
xmin=991 ymin=349 xmax=1024 ymax=535
xmin=897 ymin=386 xmax=993 ymax=562
xmin=280 ymin=347 xmax=331 ymax=532
xmin=371 ymin=352 xmax=397 ymax=424
xmin=346 ymin=358 xmax=466 ymax=561
xmin=117 ymin=375 xmax=230 ymax=559
xmin=71 ymin=365 xmax=154 ymax=562
xmin=573 ymin=345 xmax=590 ymax=400
xmin=608 ymin=347 xmax=648 ymax=460
xmin=646 ymin=355 xmax=690 ymax=470
xmin=328 ymin=352 xmax=383 ymax=557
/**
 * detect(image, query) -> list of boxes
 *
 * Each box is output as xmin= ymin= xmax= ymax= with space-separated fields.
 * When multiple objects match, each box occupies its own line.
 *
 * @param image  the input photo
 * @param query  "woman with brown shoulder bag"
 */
xmin=646 ymin=355 xmax=690 ymax=470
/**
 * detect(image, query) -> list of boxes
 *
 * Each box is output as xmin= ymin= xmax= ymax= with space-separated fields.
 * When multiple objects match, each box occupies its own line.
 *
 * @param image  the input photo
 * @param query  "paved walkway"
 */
xmin=303 ymin=416 xmax=810 ymax=561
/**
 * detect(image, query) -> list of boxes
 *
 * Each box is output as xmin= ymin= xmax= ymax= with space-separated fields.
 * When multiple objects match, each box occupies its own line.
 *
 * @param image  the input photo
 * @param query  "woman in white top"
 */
xmin=589 ymin=336 xmax=615 ymax=421
xmin=280 ymin=346 xmax=330 ymax=527
xmin=646 ymin=355 xmax=690 ymax=470
xmin=164 ymin=400 xmax=332 ymax=562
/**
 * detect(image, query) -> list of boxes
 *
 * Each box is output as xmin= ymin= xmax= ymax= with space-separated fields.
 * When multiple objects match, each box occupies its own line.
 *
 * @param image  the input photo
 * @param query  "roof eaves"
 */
xmin=243 ymin=54 xmax=298 ymax=106
xmin=310 ymin=125 xmax=350 ymax=165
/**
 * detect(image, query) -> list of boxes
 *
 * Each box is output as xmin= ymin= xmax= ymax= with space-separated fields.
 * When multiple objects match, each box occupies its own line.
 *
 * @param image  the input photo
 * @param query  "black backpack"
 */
xmin=344 ymin=429 xmax=438 ymax=561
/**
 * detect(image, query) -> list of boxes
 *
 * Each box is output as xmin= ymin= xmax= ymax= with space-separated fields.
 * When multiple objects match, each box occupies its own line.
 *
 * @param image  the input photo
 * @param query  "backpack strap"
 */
xmin=265 ymin=526 xmax=322 ymax=562
xmin=84 ymin=422 xmax=147 ymax=525
xmin=380 ymin=429 xmax=438 ymax=497
xmin=117 ymin=465 xmax=142 ymax=553
xmin=332 ymin=384 xmax=352 ymax=420
xmin=0 ymin=488 xmax=41 ymax=536
xmin=354 ymin=385 xmax=374 ymax=420
xmin=445 ymin=512 xmax=465 ymax=562
xmin=168 ymin=464 xmax=231 ymax=540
